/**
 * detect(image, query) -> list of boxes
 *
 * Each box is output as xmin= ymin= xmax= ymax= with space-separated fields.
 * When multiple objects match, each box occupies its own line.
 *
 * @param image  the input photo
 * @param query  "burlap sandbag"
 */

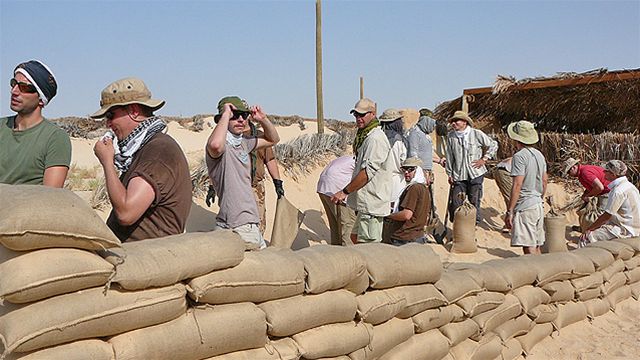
xmin=356 ymin=289 xmax=406 ymax=325
xmin=270 ymin=196 xmax=305 ymax=249
xmin=434 ymin=271 xmax=483 ymax=303
xmin=459 ymin=266 xmax=511 ymax=293
xmin=295 ymin=245 xmax=368 ymax=294
xmin=523 ymin=253 xmax=574 ymax=286
xmin=571 ymin=247 xmax=615 ymax=271
xmin=390 ymin=284 xmax=448 ymax=318
xmin=456 ymin=291 xmax=505 ymax=318
xmin=482 ymin=258 xmax=537 ymax=290
xmin=567 ymin=252 xmax=597 ymax=277
xmin=0 ymin=248 xmax=114 ymax=304
xmin=412 ymin=304 xmax=465 ymax=333
xmin=258 ymin=290 xmax=357 ymax=337
xmin=0 ymin=284 xmax=186 ymax=355
xmin=451 ymin=200 xmax=477 ymax=253
xmin=492 ymin=314 xmax=534 ymax=342
xmin=352 ymin=243 xmax=441 ymax=289
xmin=601 ymin=272 xmax=627 ymax=296
xmin=601 ymin=259 xmax=625 ymax=282
xmin=187 ymin=247 xmax=305 ymax=304
xmin=448 ymin=335 xmax=502 ymax=360
xmin=203 ymin=338 xmax=300 ymax=360
xmin=500 ymin=338 xmax=523 ymax=360
xmin=439 ymin=318 xmax=480 ymax=346
xmin=575 ymin=287 xmax=601 ymax=301
xmin=378 ymin=329 xmax=449 ymax=360
xmin=515 ymin=322 xmax=553 ymax=355
xmin=570 ymin=271 xmax=604 ymax=292
xmin=606 ymin=284 xmax=632 ymax=310
xmin=512 ymin=285 xmax=551 ymax=313
xmin=0 ymin=246 xmax=20 ymax=264
xmin=624 ymin=255 xmax=640 ymax=270
xmin=612 ymin=237 xmax=640 ymax=253
xmin=292 ymin=321 xmax=372 ymax=360
xmin=624 ymin=267 xmax=640 ymax=284
xmin=100 ymin=230 xmax=244 ymax=290
xmin=0 ymin=185 xmax=120 ymax=251
xmin=630 ymin=281 xmax=640 ymax=300
xmin=584 ymin=298 xmax=611 ymax=320
xmin=18 ymin=339 xmax=114 ymax=360
xmin=578 ymin=197 xmax=600 ymax=232
xmin=471 ymin=294 xmax=522 ymax=335
xmin=541 ymin=280 xmax=575 ymax=303
xmin=586 ymin=241 xmax=635 ymax=261
xmin=552 ymin=301 xmax=587 ymax=330
xmin=347 ymin=318 xmax=414 ymax=360
xmin=542 ymin=214 xmax=567 ymax=253
xmin=527 ymin=303 xmax=558 ymax=324
xmin=109 ymin=303 xmax=267 ymax=360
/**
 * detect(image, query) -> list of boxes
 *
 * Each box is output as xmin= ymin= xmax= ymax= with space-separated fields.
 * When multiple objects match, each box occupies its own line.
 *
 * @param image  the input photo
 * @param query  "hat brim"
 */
xmin=378 ymin=116 xmax=402 ymax=123
xmin=507 ymin=122 xmax=539 ymax=145
xmin=449 ymin=115 xmax=474 ymax=126
xmin=90 ymin=99 xmax=165 ymax=119
xmin=562 ymin=159 xmax=580 ymax=176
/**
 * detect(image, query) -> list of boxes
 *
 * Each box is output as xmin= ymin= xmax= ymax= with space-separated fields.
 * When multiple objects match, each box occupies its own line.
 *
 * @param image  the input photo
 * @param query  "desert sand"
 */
xmin=70 ymin=120 xmax=640 ymax=360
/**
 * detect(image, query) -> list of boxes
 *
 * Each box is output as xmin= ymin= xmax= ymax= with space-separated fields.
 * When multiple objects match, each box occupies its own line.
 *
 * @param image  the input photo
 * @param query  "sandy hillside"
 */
xmin=70 ymin=119 xmax=640 ymax=359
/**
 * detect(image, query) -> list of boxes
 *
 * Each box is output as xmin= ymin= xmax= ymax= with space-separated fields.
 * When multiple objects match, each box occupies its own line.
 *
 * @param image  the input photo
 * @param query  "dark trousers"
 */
xmin=449 ymin=174 xmax=484 ymax=223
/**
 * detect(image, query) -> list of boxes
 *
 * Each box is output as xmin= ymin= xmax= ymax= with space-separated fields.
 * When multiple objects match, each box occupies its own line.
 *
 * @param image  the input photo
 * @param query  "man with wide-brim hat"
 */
xmin=562 ymin=157 xmax=610 ymax=211
xmin=445 ymin=110 xmax=498 ymax=224
xmin=92 ymin=77 xmax=191 ymax=242
xmin=504 ymin=120 xmax=547 ymax=255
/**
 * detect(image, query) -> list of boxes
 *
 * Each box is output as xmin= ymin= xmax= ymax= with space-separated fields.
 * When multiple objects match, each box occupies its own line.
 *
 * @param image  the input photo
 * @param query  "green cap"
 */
xmin=217 ymin=96 xmax=249 ymax=113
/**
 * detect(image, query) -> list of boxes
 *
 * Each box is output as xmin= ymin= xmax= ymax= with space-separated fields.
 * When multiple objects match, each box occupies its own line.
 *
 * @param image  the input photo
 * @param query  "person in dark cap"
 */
xmin=206 ymin=96 xmax=280 ymax=250
xmin=0 ymin=60 xmax=71 ymax=186
xmin=92 ymin=77 xmax=191 ymax=242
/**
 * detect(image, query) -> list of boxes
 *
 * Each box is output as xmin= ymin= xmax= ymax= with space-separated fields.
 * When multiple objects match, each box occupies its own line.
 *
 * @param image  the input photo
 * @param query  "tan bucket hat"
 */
xmin=507 ymin=120 xmax=539 ymax=145
xmin=91 ymin=77 xmax=165 ymax=118
xmin=350 ymin=98 xmax=376 ymax=115
xmin=449 ymin=110 xmax=474 ymax=126
xmin=561 ymin=157 xmax=580 ymax=176
xmin=379 ymin=108 xmax=403 ymax=122
xmin=402 ymin=156 xmax=423 ymax=168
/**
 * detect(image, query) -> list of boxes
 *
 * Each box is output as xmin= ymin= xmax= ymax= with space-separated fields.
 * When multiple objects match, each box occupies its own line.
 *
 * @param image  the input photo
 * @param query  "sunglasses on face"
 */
xmin=105 ymin=106 xmax=126 ymax=120
xmin=353 ymin=112 xmax=369 ymax=119
xmin=10 ymin=78 xmax=38 ymax=94
xmin=231 ymin=110 xmax=251 ymax=120
xmin=402 ymin=167 xmax=417 ymax=173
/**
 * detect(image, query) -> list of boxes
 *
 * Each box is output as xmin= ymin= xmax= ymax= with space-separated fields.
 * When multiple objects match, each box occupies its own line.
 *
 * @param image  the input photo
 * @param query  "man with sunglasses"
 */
xmin=207 ymin=96 xmax=280 ymax=250
xmin=1 ymin=60 xmax=71 ymax=187
xmin=92 ymin=77 xmax=191 ymax=242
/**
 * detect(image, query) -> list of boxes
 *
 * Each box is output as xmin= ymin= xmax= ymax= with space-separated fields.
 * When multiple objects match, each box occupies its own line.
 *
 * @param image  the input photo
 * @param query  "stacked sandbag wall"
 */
xmin=2 ymin=185 xmax=640 ymax=360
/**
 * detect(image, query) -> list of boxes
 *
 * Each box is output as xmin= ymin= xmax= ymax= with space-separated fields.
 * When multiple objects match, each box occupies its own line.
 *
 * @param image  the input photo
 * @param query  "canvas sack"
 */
xmin=203 ymin=338 xmax=300 ymax=360
xmin=527 ymin=303 xmax=558 ymax=324
xmin=0 ymin=185 xmax=120 ymax=251
xmin=101 ymin=230 xmax=244 ymax=290
xmin=187 ymin=247 xmax=305 ymax=304
xmin=624 ymin=267 xmax=640 ymax=284
xmin=109 ymin=303 xmax=267 ymax=360
xmin=542 ymin=214 xmax=567 ymax=253
xmin=612 ymin=237 xmax=640 ymax=253
xmin=524 ymin=253 xmax=574 ymax=286
xmin=0 ymin=248 xmax=114 ymax=304
xmin=390 ymin=284 xmax=448 ymax=318
xmin=575 ymin=287 xmax=601 ymax=301
xmin=584 ymin=298 xmax=610 ymax=319
xmin=471 ymin=294 xmax=522 ymax=335
xmin=541 ymin=280 xmax=575 ymax=303
xmin=512 ymin=285 xmax=551 ymax=313
xmin=572 ymin=247 xmax=615 ymax=270
xmin=458 ymin=266 xmax=511 ymax=293
xmin=600 ymin=259 xmax=625 ymax=282
xmin=378 ymin=330 xmax=449 ymax=360
xmin=258 ymin=290 xmax=357 ymax=337
xmin=500 ymin=338 xmax=523 ymax=360
xmin=451 ymin=199 xmax=477 ymax=253
xmin=412 ymin=304 xmax=465 ymax=333
xmin=606 ymin=285 xmax=632 ymax=310
xmin=482 ymin=258 xmax=537 ymax=290
xmin=0 ymin=284 xmax=186 ymax=355
xmin=492 ymin=314 xmax=534 ymax=342
xmin=295 ymin=245 xmax=368 ymax=294
xmin=570 ymin=271 xmax=604 ymax=292
xmin=17 ymin=340 xmax=114 ymax=360
xmin=434 ymin=271 xmax=483 ymax=303
xmin=449 ymin=335 xmax=503 ymax=360
xmin=356 ymin=289 xmax=406 ymax=325
xmin=456 ymin=291 xmax=505 ymax=318
xmin=439 ymin=318 xmax=480 ymax=346
xmin=515 ymin=323 xmax=553 ymax=355
xmin=578 ymin=197 xmax=600 ymax=232
xmin=601 ymin=272 xmax=627 ymax=296
xmin=347 ymin=318 xmax=414 ymax=360
xmin=586 ymin=241 xmax=634 ymax=261
xmin=624 ymin=256 xmax=640 ymax=271
xmin=630 ymin=281 xmax=640 ymax=300
xmin=552 ymin=301 xmax=587 ymax=330
xmin=352 ymin=243 xmax=441 ymax=289
xmin=292 ymin=321 xmax=372 ymax=360
xmin=270 ymin=196 xmax=305 ymax=249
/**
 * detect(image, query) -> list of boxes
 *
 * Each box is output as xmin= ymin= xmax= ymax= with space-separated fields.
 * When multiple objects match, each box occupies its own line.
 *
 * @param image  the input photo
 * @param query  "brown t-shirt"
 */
xmin=107 ymin=133 xmax=192 ymax=241
xmin=390 ymin=183 xmax=431 ymax=241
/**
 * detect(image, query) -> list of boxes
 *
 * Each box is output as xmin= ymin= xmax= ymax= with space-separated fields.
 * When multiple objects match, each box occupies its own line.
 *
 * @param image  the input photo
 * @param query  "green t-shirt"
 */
xmin=0 ymin=116 xmax=72 ymax=185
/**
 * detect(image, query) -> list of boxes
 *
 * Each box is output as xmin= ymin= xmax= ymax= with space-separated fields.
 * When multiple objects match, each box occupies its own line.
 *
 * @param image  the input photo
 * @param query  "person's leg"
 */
xmin=586 ymin=224 xmax=619 ymax=244
xmin=357 ymin=213 xmax=383 ymax=243
xmin=232 ymin=223 xmax=267 ymax=250
xmin=468 ymin=175 xmax=485 ymax=224
xmin=252 ymin=181 xmax=267 ymax=234
xmin=511 ymin=205 xmax=540 ymax=255
xmin=319 ymin=193 xmax=340 ymax=245
xmin=339 ymin=204 xmax=357 ymax=246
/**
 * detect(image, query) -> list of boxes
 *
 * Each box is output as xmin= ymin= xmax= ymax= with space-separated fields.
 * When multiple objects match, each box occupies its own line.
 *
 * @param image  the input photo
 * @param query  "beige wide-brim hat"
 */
xmin=449 ymin=110 xmax=474 ymax=126
xmin=350 ymin=98 xmax=376 ymax=114
xmin=401 ymin=108 xmax=420 ymax=130
xmin=91 ymin=77 xmax=165 ymax=119
xmin=562 ymin=157 xmax=580 ymax=176
xmin=379 ymin=108 xmax=403 ymax=122
xmin=507 ymin=120 xmax=539 ymax=145
xmin=402 ymin=156 xmax=423 ymax=168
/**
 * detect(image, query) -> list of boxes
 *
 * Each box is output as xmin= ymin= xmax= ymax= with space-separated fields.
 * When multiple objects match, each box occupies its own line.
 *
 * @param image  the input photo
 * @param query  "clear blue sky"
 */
xmin=1 ymin=0 xmax=639 ymax=121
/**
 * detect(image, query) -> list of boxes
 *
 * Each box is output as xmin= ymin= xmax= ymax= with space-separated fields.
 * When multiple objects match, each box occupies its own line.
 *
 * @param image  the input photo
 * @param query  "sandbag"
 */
xmin=346 ymin=270 xmax=371 ymax=295
xmin=612 ymin=237 xmax=640 ymax=253
xmin=292 ymin=322 xmax=372 ymax=360
xmin=459 ymin=266 xmax=511 ymax=293
xmin=584 ymin=298 xmax=610 ymax=319
xmin=434 ymin=271 xmax=483 ymax=303
xmin=578 ymin=197 xmax=600 ymax=232
xmin=630 ymin=281 xmax=640 ymax=300
xmin=607 ymin=285 xmax=632 ymax=310
xmin=100 ymin=230 xmax=244 ymax=290
xmin=348 ymin=318 xmax=414 ymax=360
xmin=542 ymin=214 xmax=567 ymax=253
xmin=259 ymin=290 xmax=357 ymax=337
xmin=0 ymin=284 xmax=186 ymax=355
xmin=390 ymin=284 xmax=448 ymax=318
xmin=482 ymin=258 xmax=537 ymax=290
xmin=0 ymin=246 xmax=20 ymax=263
xmin=448 ymin=335 xmax=502 ymax=360
xmin=512 ymin=285 xmax=550 ymax=313
xmin=524 ymin=253 xmax=574 ymax=286
xmin=187 ymin=248 xmax=305 ymax=304
xmin=439 ymin=318 xmax=480 ymax=346
xmin=203 ymin=338 xmax=300 ymax=360
xmin=451 ymin=199 xmax=477 ymax=253
xmin=552 ymin=301 xmax=587 ymax=330
xmin=492 ymin=314 xmax=534 ymax=342
xmin=378 ymin=329 xmax=449 ymax=360
xmin=566 ymin=252 xmax=597 ymax=277
xmin=471 ymin=294 xmax=522 ymax=335
xmin=17 ymin=339 xmax=114 ymax=360
xmin=0 ymin=248 xmax=114 ymax=304
xmin=541 ymin=281 xmax=575 ymax=303
xmin=0 ymin=185 xmax=121 ymax=251
xmin=526 ymin=303 xmax=558 ymax=324
xmin=356 ymin=289 xmax=406 ymax=325
xmin=575 ymin=287 xmax=601 ymax=301
xmin=412 ymin=304 xmax=465 ymax=333
xmin=624 ymin=256 xmax=640 ymax=271
xmin=456 ymin=291 xmax=505 ymax=318
xmin=571 ymin=247 xmax=615 ymax=271
xmin=270 ymin=196 xmax=305 ymax=249
xmin=601 ymin=259 xmax=625 ymax=282
xmin=500 ymin=338 xmax=523 ymax=360
xmin=601 ymin=272 xmax=627 ymax=296
xmin=570 ymin=272 xmax=604 ymax=292
xmin=586 ymin=241 xmax=634 ymax=261
xmin=515 ymin=323 xmax=553 ymax=355
xmin=295 ymin=245 xmax=368 ymax=294
xmin=109 ymin=303 xmax=267 ymax=360
xmin=624 ymin=267 xmax=640 ymax=284
xmin=352 ymin=243 xmax=441 ymax=289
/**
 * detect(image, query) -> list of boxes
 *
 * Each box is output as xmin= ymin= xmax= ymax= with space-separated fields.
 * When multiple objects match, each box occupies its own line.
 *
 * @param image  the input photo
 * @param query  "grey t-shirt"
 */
xmin=511 ymin=147 xmax=547 ymax=211
xmin=406 ymin=126 xmax=433 ymax=170
xmin=206 ymin=137 xmax=260 ymax=228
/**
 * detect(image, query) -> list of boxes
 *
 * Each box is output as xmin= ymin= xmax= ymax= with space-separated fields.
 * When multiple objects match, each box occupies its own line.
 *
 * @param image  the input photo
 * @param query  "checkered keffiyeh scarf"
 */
xmin=114 ymin=116 xmax=167 ymax=173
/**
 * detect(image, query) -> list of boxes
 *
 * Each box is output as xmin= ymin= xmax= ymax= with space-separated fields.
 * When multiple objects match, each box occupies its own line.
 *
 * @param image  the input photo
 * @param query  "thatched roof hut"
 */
xmin=434 ymin=68 xmax=640 ymax=133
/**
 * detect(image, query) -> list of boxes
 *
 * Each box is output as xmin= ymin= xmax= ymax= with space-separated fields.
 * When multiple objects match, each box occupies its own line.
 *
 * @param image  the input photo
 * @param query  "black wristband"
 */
xmin=342 ymin=186 xmax=350 ymax=195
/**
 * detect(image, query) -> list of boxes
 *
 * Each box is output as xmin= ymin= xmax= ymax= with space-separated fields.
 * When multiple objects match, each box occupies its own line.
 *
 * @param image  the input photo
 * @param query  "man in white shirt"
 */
xmin=317 ymin=156 xmax=357 ymax=246
xmin=581 ymin=160 xmax=640 ymax=244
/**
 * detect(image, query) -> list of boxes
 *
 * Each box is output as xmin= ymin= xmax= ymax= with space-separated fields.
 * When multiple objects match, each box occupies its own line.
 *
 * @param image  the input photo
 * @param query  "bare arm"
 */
xmin=542 ymin=172 xmax=548 ymax=198
xmin=582 ymin=178 xmax=605 ymax=200
xmin=586 ymin=212 xmax=612 ymax=232
xmin=251 ymin=106 xmax=280 ymax=150
xmin=43 ymin=166 xmax=69 ymax=188
xmin=330 ymin=168 xmax=368 ymax=204
xmin=266 ymin=157 xmax=281 ymax=180
xmin=206 ymin=103 xmax=234 ymax=158
xmin=388 ymin=209 xmax=413 ymax=222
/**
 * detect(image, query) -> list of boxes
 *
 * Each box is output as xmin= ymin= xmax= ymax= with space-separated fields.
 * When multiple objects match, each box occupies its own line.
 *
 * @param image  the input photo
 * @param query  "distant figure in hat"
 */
xmin=504 ymin=120 xmax=547 ymax=255
xmin=317 ymin=155 xmax=357 ymax=245
xmin=580 ymin=160 xmax=640 ymax=245
xmin=384 ymin=157 xmax=432 ymax=245
xmin=207 ymin=96 xmax=280 ymax=250
xmin=0 ymin=60 xmax=71 ymax=187
xmin=92 ymin=77 xmax=191 ymax=242
xmin=562 ymin=157 xmax=611 ymax=211
xmin=331 ymin=98 xmax=393 ymax=243
xmin=379 ymin=108 xmax=408 ymax=208
xmin=445 ymin=110 xmax=498 ymax=223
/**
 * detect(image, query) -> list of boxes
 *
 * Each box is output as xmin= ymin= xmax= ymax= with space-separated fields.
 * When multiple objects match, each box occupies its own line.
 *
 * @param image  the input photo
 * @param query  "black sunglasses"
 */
xmin=231 ymin=110 xmax=251 ymax=120
xmin=402 ymin=167 xmax=417 ymax=172
xmin=105 ymin=106 xmax=127 ymax=120
xmin=10 ymin=78 xmax=38 ymax=94
xmin=353 ymin=111 xmax=369 ymax=118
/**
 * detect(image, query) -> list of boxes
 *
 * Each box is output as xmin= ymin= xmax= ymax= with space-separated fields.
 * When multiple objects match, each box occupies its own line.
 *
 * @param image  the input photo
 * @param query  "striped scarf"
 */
xmin=114 ymin=116 xmax=167 ymax=173
xmin=352 ymin=118 xmax=379 ymax=156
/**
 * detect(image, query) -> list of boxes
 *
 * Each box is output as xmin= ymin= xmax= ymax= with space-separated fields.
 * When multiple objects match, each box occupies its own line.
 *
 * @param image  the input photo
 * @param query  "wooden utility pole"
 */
xmin=360 ymin=76 xmax=364 ymax=99
xmin=315 ymin=0 xmax=324 ymax=134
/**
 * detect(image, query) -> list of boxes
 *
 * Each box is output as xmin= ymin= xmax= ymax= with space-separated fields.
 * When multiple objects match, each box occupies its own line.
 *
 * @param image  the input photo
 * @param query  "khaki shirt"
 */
xmin=445 ymin=127 xmax=498 ymax=181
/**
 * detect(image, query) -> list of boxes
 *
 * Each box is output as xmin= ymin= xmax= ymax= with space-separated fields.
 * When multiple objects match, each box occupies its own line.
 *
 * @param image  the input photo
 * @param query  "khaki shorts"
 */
xmin=217 ymin=222 xmax=266 ymax=250
xmin=511 ymin=203 xmax=545 ymax=248
xmin=352 ymin=213 xmax=383 ymax=243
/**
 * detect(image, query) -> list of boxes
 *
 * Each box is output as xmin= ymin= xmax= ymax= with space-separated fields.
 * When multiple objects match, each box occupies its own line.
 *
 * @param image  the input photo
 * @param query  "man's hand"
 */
xmin=504 ymin=212 xmax=513 ymax=229
xmin=94 ymin=137 xmax=115 ymax=167
xmin=205 ymin=184 xmax=216 ymax=207
xmin=250 ymin=105 xmax=267 ymax=122
xmin=331 ymin=191 xmax=347 ymax=204
xmin=471 ymin=158 xmax=487 ymax=169
xmin=581 ymin=194 xmax=590 ymax=203
xmin=579 ymin=230 xmax=591 ymax=247
xmin=273 ymin=179 xmax=285 ymax=199
xmin=448 ymin=176 xmax=454 ymax=185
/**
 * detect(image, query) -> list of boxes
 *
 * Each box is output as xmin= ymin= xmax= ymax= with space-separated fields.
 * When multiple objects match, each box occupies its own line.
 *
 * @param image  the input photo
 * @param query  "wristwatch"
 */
xmin=342 ymin=186 xmax=350 ymax=195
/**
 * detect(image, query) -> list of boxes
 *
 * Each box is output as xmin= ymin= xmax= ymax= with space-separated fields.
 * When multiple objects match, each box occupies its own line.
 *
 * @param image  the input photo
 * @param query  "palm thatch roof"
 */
xmin=434 ymin=68 xmax=640 ymax=133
